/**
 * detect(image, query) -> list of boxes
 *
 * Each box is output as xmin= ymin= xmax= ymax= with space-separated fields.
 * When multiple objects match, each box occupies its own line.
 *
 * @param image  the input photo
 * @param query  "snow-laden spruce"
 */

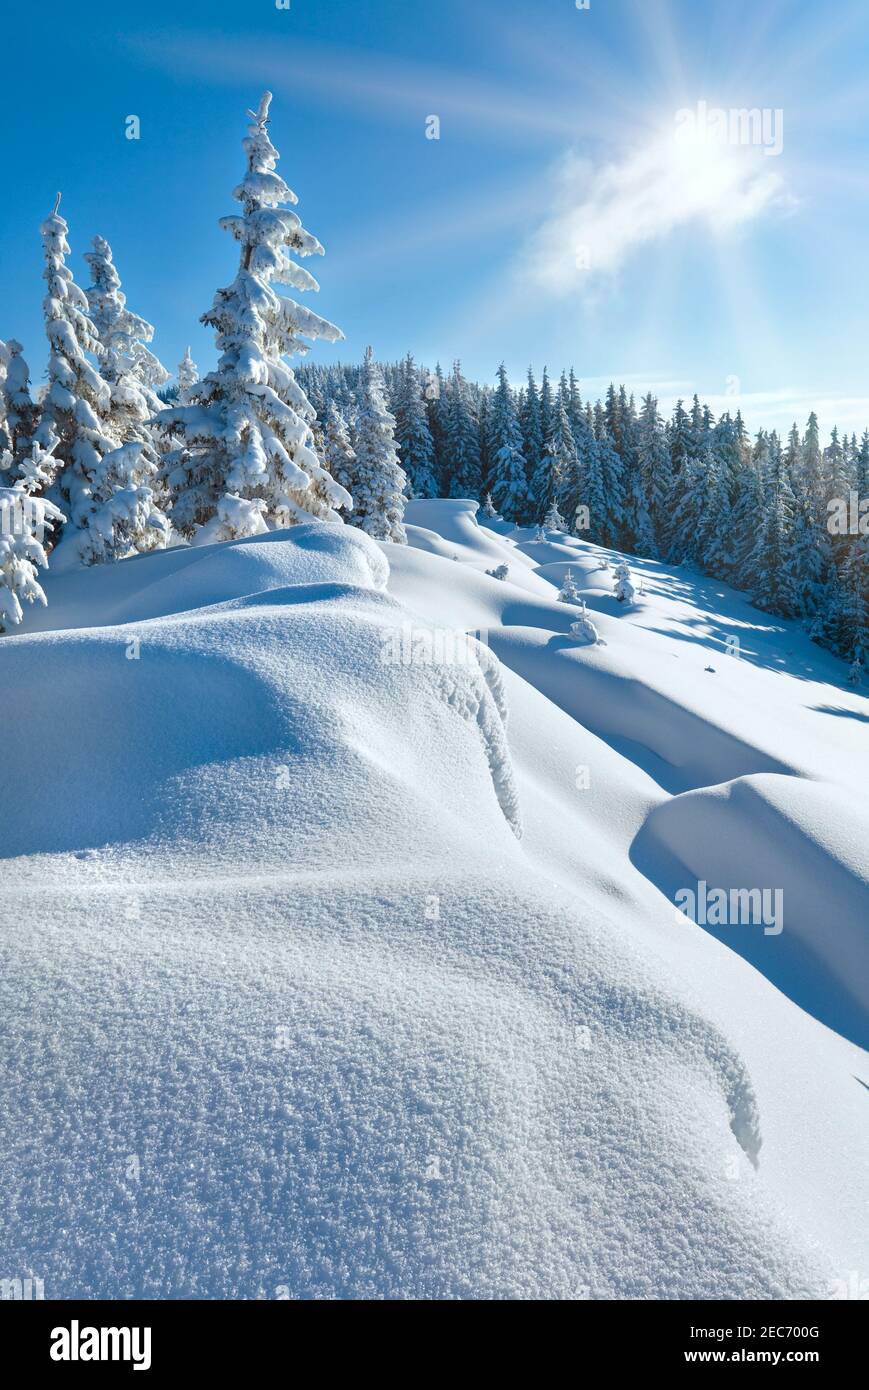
xmin=633 ymin=392 xmax=670 ymax=558
xmin=35 ymin=196 xmax=168 ymax=567
xmin=3 ymin=437 xmax=61 ymax=496
xmin=34 ymin=196 xmax=111 ymax=521
xmin=320 ymin=401 xmax=356 ymax=499
xmin=83 ymin=235 xmax=171 ymax=537
xmin=0 ymin=440 xmax=64 ymax=630
xmin=0 ymin=340 xmax=7 ymax=456
xmin=445 ymin=362 xmax=483 ymax=502
xmin=176 ymin=347 xmax=199 ymax=405
xmin=346 ymin=347 xmax=407 ymax=543
xmin=393 ymin=354 xmax=438 ymax=499
xmin=1 ymin=340 xmax=40 ymax=472
xmin=543 ymin=499 xmax=566 ymax=532
xmin=569 ymin=599 xmax=602 ymax=645
xmin=558 ymin=567 xmax=581 ymax=603
xmin=156 ymin=92 xmax=350 ymax=543
xmin=489 ymin=363 xmax=529 ymax=522
xmin=532 ymin=397 xmax=574 ymax=525
xmin=614 ymin=560 xmax=636 ymax=604
xmin=84 ymin=236 xmax=170 ymax=414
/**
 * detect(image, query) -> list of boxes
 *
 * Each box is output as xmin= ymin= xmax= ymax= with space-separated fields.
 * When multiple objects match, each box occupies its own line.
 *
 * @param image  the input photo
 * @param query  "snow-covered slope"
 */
xmin=1 ymin=502 xmax=867 ymax=1299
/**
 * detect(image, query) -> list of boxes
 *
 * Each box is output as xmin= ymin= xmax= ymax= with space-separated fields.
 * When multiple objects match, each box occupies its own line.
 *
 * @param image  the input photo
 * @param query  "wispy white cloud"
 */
xmin=523 ymin=124 xmax=796 ymax=293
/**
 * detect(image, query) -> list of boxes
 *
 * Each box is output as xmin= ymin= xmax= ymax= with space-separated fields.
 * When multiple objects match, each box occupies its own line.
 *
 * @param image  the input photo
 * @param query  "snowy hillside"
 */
xmin=1 ymin=500 xmax=867 ymax=1299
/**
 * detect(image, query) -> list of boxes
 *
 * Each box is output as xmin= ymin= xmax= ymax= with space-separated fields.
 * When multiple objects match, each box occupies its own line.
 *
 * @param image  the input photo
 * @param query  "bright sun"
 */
xmin=666 ymin=119 xmax=745 ymax=205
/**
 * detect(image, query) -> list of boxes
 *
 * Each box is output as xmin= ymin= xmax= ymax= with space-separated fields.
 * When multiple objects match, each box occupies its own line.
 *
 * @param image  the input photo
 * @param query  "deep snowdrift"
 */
xmin=1 ymin=502 xmax=867 ymax=1299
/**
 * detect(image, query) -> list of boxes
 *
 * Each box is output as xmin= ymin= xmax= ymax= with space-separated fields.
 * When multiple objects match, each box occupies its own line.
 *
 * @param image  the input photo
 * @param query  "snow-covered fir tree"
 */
xmin=543 ymin=498 xmax=566 ymax=531
xmin=1 ymin=340 xmax=41 ymax=471
xmin=393 ymin=354 xmax=437 ymax=498
xmin=347 ymin=347 xmax=407 ymax=543
xmin=591 ymin=404 xmax=625 ymax=546
xmin=604 ymin=383 xmax=624 ymax=455
xmin=478 ymin=387 xmax=493 ymax=499
xmin=784 ymin=480 xmax=828 ymax=618
xmin=519 ymin=367 xmax=544 ymax=490
xmin=667 ymin=399 xmax=692 ymax=478
xmin=565 ymin=369 xmax=584 ymax=442
xmin=0 ymin=440 xmax=65 ymax=631
xmin=715 ymin=411 xmax=748 ymax=503
xmin=177 ymin=347 xmax=199 ymax=405
xmin=614 ymin=387 xmax=643 ymax=550
xmin=8 ymin=437 xmax=60 ymax=495
xmin=855 ymin=430 xmax=869 ymax=500
xmin=82 ymin=235 xmax=171 ymax=537
xmin=320 ymin=401 xmax=356 ymax=500
xmin=794 ymin=412 xmax=823 ymax=527
xmin=84 ymin=236 xmax=170 ymax=412
xmin=668 ymin=445 xmax=711 ymax=566
xmin=425 ymin=362 xmax=449 ymax=492
xmin=34 ymin=196 xmax=166 ymax=565
xmin=532 ymin=396 xmax=575 ymax=524
xmin=723 ymin=451 xmax=764 ymax=589
xmin=613 ymin=559 xmax=636 ymax=604
xmin=558 ymin=567 xmax=581 ymax=603
xmin=822 ymin=426 xmax=852 ymax=504
xmin=635 ymin=394 xmax=671 ymax=559
xmin=156 ymin=92 xmax=349 ymax=542
xmin=34 ymin=195 xmax=113 ymax=536
xmin=0 ymin=342 xmax=8 ymax=456
xmin=488 ymin=363 xmax=529 ymax=522
xmin=812 ymin=554 xmax=865 ymax=668
xmin=446 ymin=362 xmax=483 ymax=500
xmin=696 ymin=441 xmax=734 ymax=575
xmin=78 ymin=441 xmax=171 ymax=565
xmin=840 ymin=534 xmax=868 ymax=673
xmin=558 ymin=400 xmax=592 ymax=537
xmin=752 ymin=432 xmax=796 ymax=613
xmin=570 ymin=600 xmax=601 ymax=645
xmin=538 ymin=368 xmax=554 ymax=450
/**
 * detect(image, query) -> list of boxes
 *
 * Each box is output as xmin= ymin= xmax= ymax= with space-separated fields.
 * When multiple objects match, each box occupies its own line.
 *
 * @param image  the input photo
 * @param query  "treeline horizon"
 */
xmin=297 ymin=356 xmax=869 ymax=680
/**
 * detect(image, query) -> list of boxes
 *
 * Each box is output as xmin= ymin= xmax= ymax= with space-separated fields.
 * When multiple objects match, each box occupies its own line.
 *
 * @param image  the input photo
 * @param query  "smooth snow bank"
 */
xmin=485 ymin=626 xmax=794 ymax=794
xmin=21 ymin=523 xmax=389 ymax=633
xmin=534 ymin=556 xmax=627 ymax=596
xmin=0 ymin=576 xmax=515 ymax=861
xmin=394 ymin=502 xmax=869 ymax=1289
xmin=636 ymin=774 xmax=869 ymax=1048
xmin=2 ymin=503 xmax=867 ymax=1299
xmin=404 ymin=498 xmax=556 ymax=598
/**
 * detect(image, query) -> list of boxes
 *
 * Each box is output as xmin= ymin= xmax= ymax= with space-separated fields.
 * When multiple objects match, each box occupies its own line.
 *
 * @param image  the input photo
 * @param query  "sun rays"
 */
xmin=128 ymin=0 xmax=869 ymax=432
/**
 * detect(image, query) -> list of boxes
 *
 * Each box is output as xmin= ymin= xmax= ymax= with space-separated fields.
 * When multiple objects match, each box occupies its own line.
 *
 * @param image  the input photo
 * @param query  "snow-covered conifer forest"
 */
xmin=4 ymin=186 xmax=867 ymax=669
xmin=0 ymin=55 xmax=867 ymax=1315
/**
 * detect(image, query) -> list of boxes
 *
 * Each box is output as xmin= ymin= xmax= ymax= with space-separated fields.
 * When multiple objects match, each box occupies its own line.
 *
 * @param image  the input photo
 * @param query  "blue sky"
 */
xmin=4 ymin=0 xmax=869 ymax=434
